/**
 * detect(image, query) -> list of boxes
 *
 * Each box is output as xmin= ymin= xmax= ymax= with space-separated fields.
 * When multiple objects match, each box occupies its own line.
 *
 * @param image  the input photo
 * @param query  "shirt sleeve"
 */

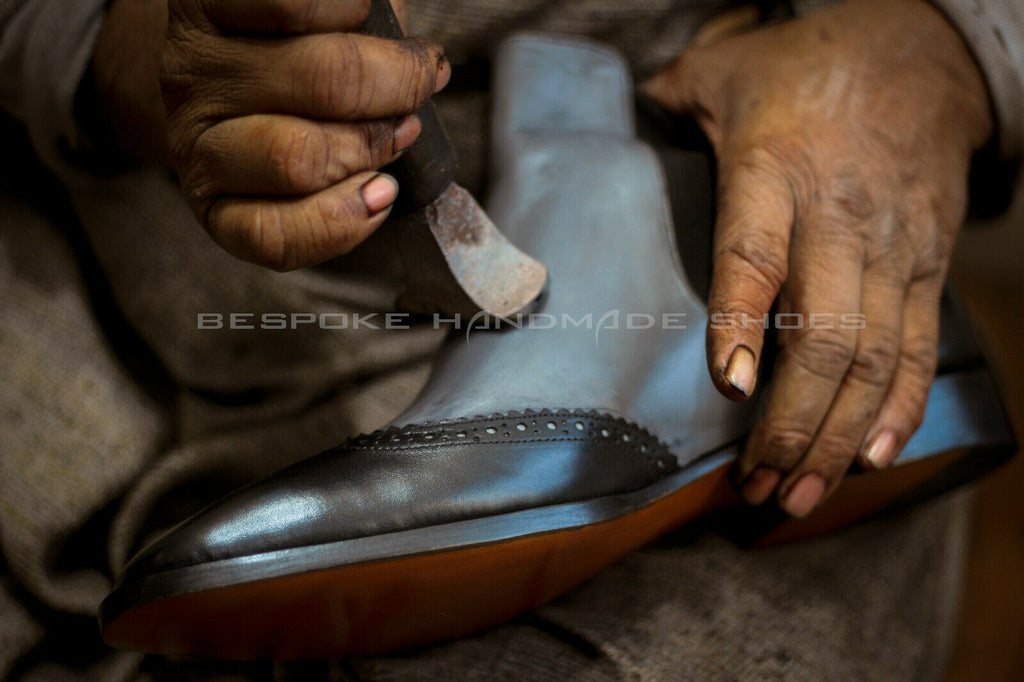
xmin=0 ymin=0 xmax=108 ymax=169
xmin=927 ymin=0 xmax=1024 ymax=166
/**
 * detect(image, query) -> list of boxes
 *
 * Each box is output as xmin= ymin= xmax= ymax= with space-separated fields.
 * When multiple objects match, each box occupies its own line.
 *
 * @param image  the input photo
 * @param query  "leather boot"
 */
xmin=100 ymin=34 xmax=1016 ymax=659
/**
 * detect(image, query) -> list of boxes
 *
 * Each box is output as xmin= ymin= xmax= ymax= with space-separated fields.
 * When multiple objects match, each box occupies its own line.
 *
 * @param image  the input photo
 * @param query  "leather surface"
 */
xmin=396 ymin=35 xmax=754 ymax=462
xmin=120 ymin=411 xmax=676 ymax=580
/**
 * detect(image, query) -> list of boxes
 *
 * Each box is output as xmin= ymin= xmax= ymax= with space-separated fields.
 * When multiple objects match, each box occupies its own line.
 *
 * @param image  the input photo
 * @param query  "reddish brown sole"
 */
xmin=102 ymin=446 xmax=983 ymax=659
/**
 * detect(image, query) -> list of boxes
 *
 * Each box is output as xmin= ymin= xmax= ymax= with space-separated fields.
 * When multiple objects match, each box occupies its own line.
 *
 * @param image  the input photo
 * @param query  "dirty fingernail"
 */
xmin=864 ymin=431 xmax=898 ymax=469
xmin=740 ymin=467 xmax=782 ymax=506
xmin=393 ymin=115 xmax=421 ymax=154
xmin=781 ymin=473 xmax=826 ymax=518
xmin=434 ymin=56 xmax=451 ymax=93
xmin=725 ymin=345 xmax=756 ymax=397
xmin=361 ymin=173 xmax=398 ymax=215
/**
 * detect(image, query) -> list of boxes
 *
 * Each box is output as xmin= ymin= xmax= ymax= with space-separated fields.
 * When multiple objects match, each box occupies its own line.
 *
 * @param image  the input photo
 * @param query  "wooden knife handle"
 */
xmin=363 ymin=0 xmax=457 ymax=214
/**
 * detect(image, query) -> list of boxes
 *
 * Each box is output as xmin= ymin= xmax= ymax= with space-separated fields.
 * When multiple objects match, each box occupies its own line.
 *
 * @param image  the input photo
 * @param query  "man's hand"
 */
xmin=644 ymin=0 xmax=992 ymax=516
xmin=94 ymin=0 xmax=449 ymax=271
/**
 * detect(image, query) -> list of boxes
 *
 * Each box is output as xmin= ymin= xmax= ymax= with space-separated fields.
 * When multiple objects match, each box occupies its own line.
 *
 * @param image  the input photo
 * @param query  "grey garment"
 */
xmin=0 ymin=0 xmax=105 ymax=169
xmin=0 ymin=0 xmax=1003 ymax=680
xmin=929 ymin=0 xmax=1024 ymax=165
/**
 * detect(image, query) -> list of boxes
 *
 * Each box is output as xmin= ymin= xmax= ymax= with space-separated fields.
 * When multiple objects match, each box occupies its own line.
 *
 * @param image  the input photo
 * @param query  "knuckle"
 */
xmin=159 ymin=45 xmax=193 ymax=112
xmin=394 ymin=37 xmax=443 ymax=108
xmin=761 ymin=422 xmax=815 ymax=463
xmin=309 ymin=34 xmax=364 ymax=118
xmin=248 ymin=206 xmax=291 ymax=271
xmin=787 ymin=327 xmax=856 ymax=381
xmin=719 ymin=233 xmax=789 ymax=294
xmin=166 ymin=116 xmax=196 ymax=167
xmin=266 ymin=125 xmax=328 ymax=191
xmin=807 ymin=434 xmax=862 ymax=472
xmin=707 ymin=297 xmax=768 ymax=327
xmin=889 ymin=388 xmax=929 ymax=436
xmin=185 ymin=128 xmax=225 ymax=200
xmin=733 ymin=139 xmax=814 ymax=199
xmin=900 ymin=331 xmax=940 ymax=381
xmin=183 ymin=165 xmax=219 ymax=208
xmin=316 ymin=194 xmax=364 ymax=253
xmin=910 ymin=249 xmax=950 ymax=282
xmin=823 ymin=165 xmax=883 ymax=224
xmin=360 ymin=120 xmax=395 ymax=168
xmin=848 ymin=335 xmax=901 ymax=388
xmin=160 ymin=21 xmax=218 ymax=98
xmin=213 ymin=204 xmax=290 ymax=271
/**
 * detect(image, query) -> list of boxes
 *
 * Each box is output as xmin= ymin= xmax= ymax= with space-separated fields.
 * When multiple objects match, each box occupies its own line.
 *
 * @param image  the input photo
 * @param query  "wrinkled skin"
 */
xmin=94 ymin=0 xmax=449 ymax=271
xmin=644 ymin=0 xmax=993 ymax=516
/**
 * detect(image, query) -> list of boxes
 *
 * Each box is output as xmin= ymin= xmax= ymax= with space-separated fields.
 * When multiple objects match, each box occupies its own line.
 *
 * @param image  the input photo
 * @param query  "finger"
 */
xmin=857 ymin=275 xmax=943 ymax=470
xmin=200 ymin=0 xmax=372 ymax=34
xmin=775 ymin=257 xmax=909 ymax=517
xmin=706 ymin=150 xmax=795 ymax=400
xmin=734 ymin=217 xmax=863 ymax=506
xmin=185 ymin=114 xmax=420 ymax=200
xmin=205 ymin=171 xmax=398 ymax=271
xmin=163 ymin=32 xmax=449 ymax=123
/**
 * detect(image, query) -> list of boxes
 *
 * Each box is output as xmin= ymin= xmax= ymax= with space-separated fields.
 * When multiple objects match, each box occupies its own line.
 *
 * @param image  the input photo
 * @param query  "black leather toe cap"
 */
xmin=119 ymin=410 xmax=678 ymax=585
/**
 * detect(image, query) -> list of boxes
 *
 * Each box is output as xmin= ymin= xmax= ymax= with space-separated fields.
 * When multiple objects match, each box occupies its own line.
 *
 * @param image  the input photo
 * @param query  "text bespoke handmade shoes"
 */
xmin=100 ymin=35 xmax=1016 ymax=659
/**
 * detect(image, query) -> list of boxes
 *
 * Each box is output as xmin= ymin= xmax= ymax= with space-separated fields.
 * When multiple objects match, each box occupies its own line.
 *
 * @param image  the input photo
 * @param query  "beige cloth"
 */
xmin=0 ymin=0 xmax=1006 ymax=679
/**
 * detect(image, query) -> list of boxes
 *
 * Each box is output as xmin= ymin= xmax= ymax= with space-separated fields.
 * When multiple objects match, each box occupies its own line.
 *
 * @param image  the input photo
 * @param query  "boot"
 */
xmin=100 ymin=34 xmax=1016 ymax=659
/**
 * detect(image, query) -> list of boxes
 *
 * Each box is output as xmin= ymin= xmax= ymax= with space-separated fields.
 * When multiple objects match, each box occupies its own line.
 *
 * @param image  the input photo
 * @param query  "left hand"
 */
xmin=643 ymin=0 xmax=993 ymax=516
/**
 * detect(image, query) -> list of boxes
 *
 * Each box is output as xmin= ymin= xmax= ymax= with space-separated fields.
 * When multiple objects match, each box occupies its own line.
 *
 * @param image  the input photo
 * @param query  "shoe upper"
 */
xmin=113 ymin=34 xmax=750 ymax=592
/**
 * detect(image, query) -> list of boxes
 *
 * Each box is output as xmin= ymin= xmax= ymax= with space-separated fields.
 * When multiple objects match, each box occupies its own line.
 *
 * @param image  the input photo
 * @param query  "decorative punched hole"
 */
xmin=486 ymin=427 xmax=497 ymax=435
xmin=575 ymin=422 xmax=585 ymax=431
xmin=546 ymin=421 xmax=557 ymax=430
xmin=600 ymin=428 xmax=611 ymax=438
xmin=622 ymin=434 xmax=631 ymax=442
xmin=456 ymin=431 xmax=467 ymax=438
xmin=516 ymin=423 xmax=527 ymax=432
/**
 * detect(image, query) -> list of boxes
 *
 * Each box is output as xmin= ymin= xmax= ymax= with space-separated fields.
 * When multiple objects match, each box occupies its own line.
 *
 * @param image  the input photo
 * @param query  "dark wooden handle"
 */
xmin=364 ymin=0 xmax=457 ymax=214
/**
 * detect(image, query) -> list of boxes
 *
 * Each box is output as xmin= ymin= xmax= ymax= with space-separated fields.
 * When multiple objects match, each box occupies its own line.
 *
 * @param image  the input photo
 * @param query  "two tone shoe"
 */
xmin=100 ymin=35 xmax=1017 ymax=659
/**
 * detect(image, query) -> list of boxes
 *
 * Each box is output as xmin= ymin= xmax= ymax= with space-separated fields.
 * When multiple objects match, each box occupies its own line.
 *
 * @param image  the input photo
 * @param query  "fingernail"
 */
xmin=393 ymin=115 xmax=421 ymax=154
xmin=864 ymin=431 xmax=898 ymax=470
xmin=740 ymin=467 xmax=782 ymax=506
xmin=434 ymin=56 xmax=451 ymax=93
xmin=725 ymin=345 xmax=756 ymax=397
xmin=360 ymin=173 xmax=398 ymax=215
xmin=781 ymin=473 xmax=826 ymax=518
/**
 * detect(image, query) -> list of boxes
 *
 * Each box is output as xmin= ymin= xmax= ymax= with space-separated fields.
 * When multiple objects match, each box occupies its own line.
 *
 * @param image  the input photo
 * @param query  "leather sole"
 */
xmin=101 ymin=371 xmax=1011 ymax=658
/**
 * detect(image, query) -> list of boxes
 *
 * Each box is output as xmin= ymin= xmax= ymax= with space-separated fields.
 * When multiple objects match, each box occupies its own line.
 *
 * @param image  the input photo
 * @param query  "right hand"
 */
xmin=159 ymin=0 xmax=450 ymax=270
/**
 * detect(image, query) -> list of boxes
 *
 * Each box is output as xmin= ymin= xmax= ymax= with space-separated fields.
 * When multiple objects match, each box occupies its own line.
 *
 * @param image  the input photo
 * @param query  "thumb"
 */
xmin=640 ymin=45 xmax=728 ymax=151
xmin=640 ymin=51 xmax=701 ymax=115
xmin=642 ymin=3 xmax=762 ymax=110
